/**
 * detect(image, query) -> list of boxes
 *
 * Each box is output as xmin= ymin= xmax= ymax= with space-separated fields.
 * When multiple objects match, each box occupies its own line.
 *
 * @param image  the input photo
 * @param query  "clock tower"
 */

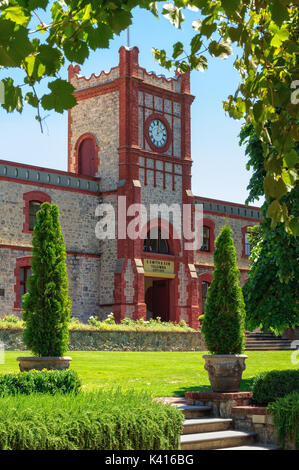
xmin=68 ymin=46 xmax=200 ymax=328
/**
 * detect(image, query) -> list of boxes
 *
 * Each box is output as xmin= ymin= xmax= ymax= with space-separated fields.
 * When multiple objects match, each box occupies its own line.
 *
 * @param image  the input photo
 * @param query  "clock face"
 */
xmin=148 ymin=119 xmax=168 ymax=148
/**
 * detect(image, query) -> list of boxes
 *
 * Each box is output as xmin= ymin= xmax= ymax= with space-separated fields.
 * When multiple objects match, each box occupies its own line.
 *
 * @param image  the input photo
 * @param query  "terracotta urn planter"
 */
xmin=203 ymin=355 xmax=248 ymax=392
xmin=17 ymin=356 xmax=72 ymax=372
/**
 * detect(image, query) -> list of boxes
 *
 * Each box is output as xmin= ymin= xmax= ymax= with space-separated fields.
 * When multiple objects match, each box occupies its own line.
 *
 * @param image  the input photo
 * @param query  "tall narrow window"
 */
xmin=242 ymin=226 xmax=253 ymax=258
xmin=29 ymin=201 xmax=41 ymax=231
xmin=198 ymin=218 xmax=215 ymax=253
xmin=244 ymin=233 xmax=251 ymax=257
xmin=201 ymin=281 xmax=210 ymax=314
xmin=19 ymin=266 xmax=32 ymax=307
xmin=14 ymin=257 xmax=32 ymax=309
xmin=23 ymin=191 xmax=51 ymax=233
xmin=200 ymin=226 xmax=210 ymax=252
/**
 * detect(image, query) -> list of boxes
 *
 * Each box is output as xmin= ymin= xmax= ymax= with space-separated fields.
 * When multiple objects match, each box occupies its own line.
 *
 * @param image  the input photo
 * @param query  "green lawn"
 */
xmin=1 ymin=350 xmax=297 ymax=397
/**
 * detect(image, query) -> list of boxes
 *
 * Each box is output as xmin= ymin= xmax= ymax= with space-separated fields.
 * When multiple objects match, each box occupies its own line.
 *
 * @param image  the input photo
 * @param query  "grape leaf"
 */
xmin=41 ymin=79 xmax=76 ymax=113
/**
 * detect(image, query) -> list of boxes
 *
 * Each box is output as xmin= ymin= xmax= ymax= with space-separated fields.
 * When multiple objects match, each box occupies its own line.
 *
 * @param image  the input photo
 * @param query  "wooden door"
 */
xmin=78 ymin=138 xmax=96 ymax=176
xmin=152 ymin=280 xmax=169 ymax=322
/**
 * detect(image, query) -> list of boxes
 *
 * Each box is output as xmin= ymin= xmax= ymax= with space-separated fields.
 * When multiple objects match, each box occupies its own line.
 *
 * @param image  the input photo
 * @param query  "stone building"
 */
xmin=0 ymin=47 xmax=261 ymax=328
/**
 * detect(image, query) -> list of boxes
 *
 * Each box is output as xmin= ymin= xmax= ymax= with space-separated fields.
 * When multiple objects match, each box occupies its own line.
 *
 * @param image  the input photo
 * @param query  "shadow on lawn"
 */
xmin=172 ymin=378 xmax=255 ymax=397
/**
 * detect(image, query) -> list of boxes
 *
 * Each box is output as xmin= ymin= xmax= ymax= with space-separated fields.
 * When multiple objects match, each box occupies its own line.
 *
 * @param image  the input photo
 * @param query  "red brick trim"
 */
xmin=144 ymin=112 xmax=172 ymax=154
xmin=13 ymin=256 xmax=32 ymax=309
xmin=22 ymin=191 xmax=51 ymax=233
xmin=198 ymin=218 xmax=215 ymax=254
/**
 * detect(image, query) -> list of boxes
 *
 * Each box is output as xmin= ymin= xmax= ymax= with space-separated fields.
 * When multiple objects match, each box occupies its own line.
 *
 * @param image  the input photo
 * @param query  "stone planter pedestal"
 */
xmin=17 ymin=356 xmax=72 ymax=372
xmin=203 ymin=354 xmax=247 ymax=392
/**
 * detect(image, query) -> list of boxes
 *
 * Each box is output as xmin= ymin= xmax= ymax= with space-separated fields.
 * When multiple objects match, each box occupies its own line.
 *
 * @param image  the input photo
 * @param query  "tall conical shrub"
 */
xmin=202 ymin=224 xmax=246 ymax=355
xmin=22 ymin=203 xmax=71 ymax=356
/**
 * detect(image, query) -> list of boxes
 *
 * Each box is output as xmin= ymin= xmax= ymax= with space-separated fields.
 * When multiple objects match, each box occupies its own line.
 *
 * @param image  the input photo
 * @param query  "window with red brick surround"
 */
xmin=23 ymin=191 xmax=51 ymax=233
xmin=14 ymin=256 xmax=32 ymax=309
xmin=242 ymin=225 xmax=253 ymax=258
xmin=199 ymin=218 xmax=215 ymax=253
xmin=198 ymin=272 xmax=213 ymax=314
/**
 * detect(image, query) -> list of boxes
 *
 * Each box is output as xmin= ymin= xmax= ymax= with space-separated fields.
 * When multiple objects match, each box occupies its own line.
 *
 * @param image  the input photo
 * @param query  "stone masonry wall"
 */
xmin=0 ymin=328 xmax=205 ymax=352
xmin=69 ymin=91 xmax=119 ymax=192
xmin=0 ymin=180 xmax=101 ymax=253
xmin=194 ymin=212 xmax=253 ymax=272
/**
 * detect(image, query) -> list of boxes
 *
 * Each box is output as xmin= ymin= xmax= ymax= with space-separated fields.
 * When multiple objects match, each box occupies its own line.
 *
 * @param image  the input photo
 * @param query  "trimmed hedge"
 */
xmin=252 ymin=370 xmax=299 ymax=405
xmin=0 ymin=390 xmax=184 ymax=450
xmin=0 ymin=369 xmax=81 ymax=396
xmin=268 ymin=392 xmax=299 ymax=450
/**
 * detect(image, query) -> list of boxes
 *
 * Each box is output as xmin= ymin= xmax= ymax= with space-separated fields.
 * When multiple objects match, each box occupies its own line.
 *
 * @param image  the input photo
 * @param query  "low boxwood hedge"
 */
xmin=252 ymin=369 xmax=299 ymax=405
xmin=0 ymin=369 xmax=81 ymax=396
xmin=0 ymin=390 xmax=184 ymax=450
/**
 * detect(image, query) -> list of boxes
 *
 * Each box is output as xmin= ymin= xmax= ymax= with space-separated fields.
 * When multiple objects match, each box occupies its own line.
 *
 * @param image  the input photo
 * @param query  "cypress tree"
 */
xmin=202 ymin=224 xmax=246 ymax=355
xmin=22 ymin=203 xmax=71 ymax=356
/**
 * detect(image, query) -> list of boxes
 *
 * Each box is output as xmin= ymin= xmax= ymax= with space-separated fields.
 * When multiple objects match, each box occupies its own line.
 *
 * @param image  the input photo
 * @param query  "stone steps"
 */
xmin=245 ymin=333 xmax=292 ymax=350
xmin=176 ymin=399 xmax=279 ymax=451
xmin=181 ymin=429 xmax=257 ymax=450
xmin=219 ymin=444 xmax=279 ymax=450
xmin=176 ymin=405 xmax=212 ymax=419
xmin=183 ymin=417 xmax=232 ymax=434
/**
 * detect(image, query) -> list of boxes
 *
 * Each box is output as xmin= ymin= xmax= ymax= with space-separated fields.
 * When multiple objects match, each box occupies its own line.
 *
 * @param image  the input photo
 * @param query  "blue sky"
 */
xmin=0 ymin=6 xmax=263 ymax=207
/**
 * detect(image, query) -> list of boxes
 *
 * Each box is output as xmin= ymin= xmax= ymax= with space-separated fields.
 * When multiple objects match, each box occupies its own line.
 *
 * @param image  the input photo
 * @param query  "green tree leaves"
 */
xmin=0 ymin=0 xmax=140 ymax=125
xmin=155 ymin=0 xmax=298 ymax=234
xmin=41 ymin=79 xmax=76 ymax=114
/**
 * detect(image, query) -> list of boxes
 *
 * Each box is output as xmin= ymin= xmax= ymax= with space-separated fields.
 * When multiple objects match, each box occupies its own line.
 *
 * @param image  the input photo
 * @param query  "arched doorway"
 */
xmin=78 ymin=136 xmax=97 ymax=176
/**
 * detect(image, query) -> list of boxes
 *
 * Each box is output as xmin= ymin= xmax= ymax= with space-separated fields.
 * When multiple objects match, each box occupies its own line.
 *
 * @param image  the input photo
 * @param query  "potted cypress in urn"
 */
xmin=17 ymin=203 xmax=72 ymax=372
xmin=201 ymin=224 xmax=247 ymax=392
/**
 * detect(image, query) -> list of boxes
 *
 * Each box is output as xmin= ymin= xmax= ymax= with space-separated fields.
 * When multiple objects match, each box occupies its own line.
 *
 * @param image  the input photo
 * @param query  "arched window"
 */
xmin=23 ymin=191 xmax=51 ymax=233
xmin=199 ymin=218 xmax=215 ymax=253
xmin=78 ymin=137 xmax=96 ymax=177
xmin=143 ymin=228 xmax=169 ymax=254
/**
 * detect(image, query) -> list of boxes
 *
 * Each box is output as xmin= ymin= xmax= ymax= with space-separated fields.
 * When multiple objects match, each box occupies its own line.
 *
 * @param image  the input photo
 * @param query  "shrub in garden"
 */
xmin=22 ymin=203 xmax=71 ymax=356
xmin=0 ymin=390 xmax=184 ymax=450
xmin=0 ymin=369 xmax=81 ymax=396
xmin=202 ymin=224 xmax=246 ymax=354
xmin=268 ymin=392 xmax=299 ymax=450
xmin=252 ymin=370 xmax=299 ymax=405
